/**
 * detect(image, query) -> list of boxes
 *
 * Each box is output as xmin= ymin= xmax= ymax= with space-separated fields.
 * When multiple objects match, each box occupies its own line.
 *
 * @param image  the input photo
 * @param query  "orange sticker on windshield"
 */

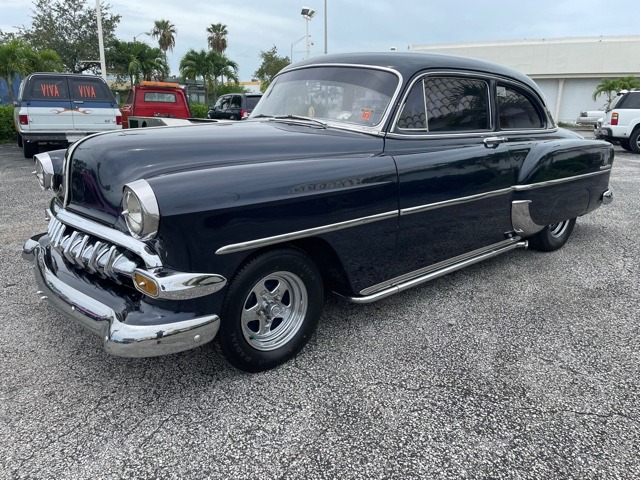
xmin=361 ymin=109 xmax=372 ymax=121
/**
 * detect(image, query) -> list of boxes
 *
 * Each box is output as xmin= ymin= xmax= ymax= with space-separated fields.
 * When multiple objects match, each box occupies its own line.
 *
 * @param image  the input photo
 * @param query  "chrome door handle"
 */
xmin=483 ymin=136 xmax=508 ymax=149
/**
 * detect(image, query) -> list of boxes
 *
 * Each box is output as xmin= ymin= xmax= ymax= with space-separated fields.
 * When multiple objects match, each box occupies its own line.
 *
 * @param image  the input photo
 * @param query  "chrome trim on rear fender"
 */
xmin=602 ymin=189 xmax=613 ymax=205
xmin=511 ymin=200 xmax=545 ymax=236
xmin=514 ymin=170 xmax=610 ymax=191
xmin=401 ymin=187 xmax=512 ymax=216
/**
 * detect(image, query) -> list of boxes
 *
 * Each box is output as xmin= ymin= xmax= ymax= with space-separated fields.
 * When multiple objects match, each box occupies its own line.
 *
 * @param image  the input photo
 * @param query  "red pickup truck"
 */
xmin=120 ymin=81 xmax=191 ymax=128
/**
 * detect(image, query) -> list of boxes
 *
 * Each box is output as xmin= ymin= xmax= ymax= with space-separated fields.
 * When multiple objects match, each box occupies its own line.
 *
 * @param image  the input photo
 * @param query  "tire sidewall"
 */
xmin=219 ymin=249 xmax=323 ymax=372
xmin=629 ymin=129 xmax=640 ymax=154
xmin=529 ymin=218 xmax=576 ymax=252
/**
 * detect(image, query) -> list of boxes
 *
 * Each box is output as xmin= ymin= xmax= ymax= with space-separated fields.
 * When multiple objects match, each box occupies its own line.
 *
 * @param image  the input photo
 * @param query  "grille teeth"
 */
xmin=47 ymin=215 xmax=138 ymax=283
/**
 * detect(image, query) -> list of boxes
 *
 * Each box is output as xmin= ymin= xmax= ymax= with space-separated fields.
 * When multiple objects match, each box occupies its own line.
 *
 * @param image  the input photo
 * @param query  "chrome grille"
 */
xmin=47 ymin=215 xmax=139 ymax=284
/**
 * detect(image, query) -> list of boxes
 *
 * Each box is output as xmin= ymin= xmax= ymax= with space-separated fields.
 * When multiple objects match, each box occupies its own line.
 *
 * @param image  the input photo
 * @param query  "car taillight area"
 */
xmin=611 ymin=113 xmax=619 ymax=125
xmin=116 ymin=115 xmax=122 ymax=126
xmin=19 ymin=114 xmax=29 ymax=125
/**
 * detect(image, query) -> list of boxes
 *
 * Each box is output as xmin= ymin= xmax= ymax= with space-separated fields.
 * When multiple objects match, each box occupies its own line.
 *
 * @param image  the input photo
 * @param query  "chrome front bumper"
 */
xmin=23 ymin=235 xmax=221 ymax=357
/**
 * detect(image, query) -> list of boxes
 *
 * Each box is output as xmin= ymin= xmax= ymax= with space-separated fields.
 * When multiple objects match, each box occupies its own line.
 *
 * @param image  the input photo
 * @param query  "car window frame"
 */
xmin=390 ymin=70 xmax=553 ymax=138
xmin=494 ymin=80 xmax=547 ymax=131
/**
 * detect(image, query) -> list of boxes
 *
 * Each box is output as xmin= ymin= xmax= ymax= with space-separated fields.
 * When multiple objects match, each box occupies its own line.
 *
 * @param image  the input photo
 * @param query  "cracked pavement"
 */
xmin=0 ymin=138 xmax=638 ymax=479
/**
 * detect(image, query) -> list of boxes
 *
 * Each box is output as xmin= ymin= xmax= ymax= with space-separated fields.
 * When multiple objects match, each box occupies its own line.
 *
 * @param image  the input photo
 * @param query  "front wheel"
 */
xmin=217 ymin=248 xmax=324 ymax=372
xmin=528 ymin=218 xmax=576 ymax=252
xmin=17 ymin=133 xmax=23 ymax=148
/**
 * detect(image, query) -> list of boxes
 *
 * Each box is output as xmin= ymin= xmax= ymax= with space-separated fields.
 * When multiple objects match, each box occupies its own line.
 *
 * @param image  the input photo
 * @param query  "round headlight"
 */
xmin=122 ymin=180 xmax=160 ymax=240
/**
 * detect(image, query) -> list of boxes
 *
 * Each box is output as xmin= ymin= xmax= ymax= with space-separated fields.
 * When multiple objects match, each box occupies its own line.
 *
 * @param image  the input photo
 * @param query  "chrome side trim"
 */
xmin=359 ymin=238 xmax=522 ymax=296
xmin=401 ymin=187 xmax=512 ymax=216
xmin=511 ymin=200 xmax=544 ymax=237
xmin=514 ymin=170 xmax=610 ymax=191
xmin=215 ymin=210 xmax=398 ymax=255
xmin=51 ymin=203 xmax=162 ymax=268
xmin=134 ymin=269 xmax=227 ymax=300
xmin=344 ymin=238 xmax=527 ymax=304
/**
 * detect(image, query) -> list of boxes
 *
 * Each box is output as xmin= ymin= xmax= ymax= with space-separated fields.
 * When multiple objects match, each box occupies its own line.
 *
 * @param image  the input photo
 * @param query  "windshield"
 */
xmin=251 ymin=66 xmax=398 ymax=127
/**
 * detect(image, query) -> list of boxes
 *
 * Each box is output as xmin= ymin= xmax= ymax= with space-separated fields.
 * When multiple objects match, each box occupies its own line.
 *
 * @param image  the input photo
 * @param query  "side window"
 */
xmin=231 ymin=95 xmax=242 ymax=108
xmin=396 ymin=76 xmax=490 ymax=133
xmin=219 ymin=96 xmax=231 ymax=110
xmin=497 ymin=84 xmax=544 ymax=129
xmin=30 ymin=77 xmax=70 ymax=100
xmin=70 ymin=78 xmax=111 ymax=101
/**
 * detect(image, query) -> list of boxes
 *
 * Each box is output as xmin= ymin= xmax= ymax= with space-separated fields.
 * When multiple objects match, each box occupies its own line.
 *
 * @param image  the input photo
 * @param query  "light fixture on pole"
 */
xmin=301 ymin=7 xmax=316 ymax=58
xmin=133 ymin=32 xmax=149 ymax=42
xmin=95 ymin=0 xmax=107 ymax=81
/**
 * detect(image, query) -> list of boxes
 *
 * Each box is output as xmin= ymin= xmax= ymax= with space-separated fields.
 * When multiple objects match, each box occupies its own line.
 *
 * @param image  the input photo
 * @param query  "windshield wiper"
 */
xmin=271 ymin=115 xmax=327 ymax=128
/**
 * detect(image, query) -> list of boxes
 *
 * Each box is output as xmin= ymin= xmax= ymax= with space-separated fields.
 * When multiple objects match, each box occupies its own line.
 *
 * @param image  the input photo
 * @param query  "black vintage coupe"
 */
xmin=24 ymin=52 xmax=614 ymax=372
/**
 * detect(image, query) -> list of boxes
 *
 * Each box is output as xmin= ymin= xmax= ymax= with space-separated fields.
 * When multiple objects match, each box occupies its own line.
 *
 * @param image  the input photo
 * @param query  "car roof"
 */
xmin=282 ymin=51 xmax=544 ymax=100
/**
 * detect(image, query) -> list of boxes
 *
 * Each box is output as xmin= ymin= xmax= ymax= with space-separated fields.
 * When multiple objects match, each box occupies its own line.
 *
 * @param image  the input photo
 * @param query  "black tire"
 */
xmin=528 ymin=218 xmax=576 ymax=252
xmin=229 ymin=115 xmax=239 ymax=121
xmin=217 ymin=248 xmax=324 ymax=372
xmin=17 ymin=133 xmax=23 ymax=148
xmin=619 ymin=139 xmax=633 ymax=152
xmin=629 ymin=129 xmax=640 ymax=154
xmin=23 ymin=141 xmax=38 ymax=159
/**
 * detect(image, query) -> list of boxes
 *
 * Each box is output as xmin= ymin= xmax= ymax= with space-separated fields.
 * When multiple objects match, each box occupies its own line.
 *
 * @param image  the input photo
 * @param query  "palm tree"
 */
xmin=206 ymin=23 xmax=228 ymax=53
xmin=592 ymin=78 xmax=622 ymax=106
xmin=209 ymin=51 xmax=238 ymax=100
xmin=0 ymin=40 xmax=62 ymax=100
xmin=150 ymin=19 xmax=177 ymax=62
xmin=180 ymin=49 xmax=213 ymax=103
xmin=108 ymin=40 xmax=169 ymax=85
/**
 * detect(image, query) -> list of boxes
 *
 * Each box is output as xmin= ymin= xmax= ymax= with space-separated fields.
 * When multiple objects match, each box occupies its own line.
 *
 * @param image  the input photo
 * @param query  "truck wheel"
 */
xmin=23 ymin=141 xmax=39 ymax=159
xmin=217 ymin=247 xmax=324 ymax=372
xmin=629 ymin=129 xmax=640 ymax=154
xmin=528 ymin=218 xmax=576 ymax=252
xmin=17 ymin=133 xmax=23 ymax=148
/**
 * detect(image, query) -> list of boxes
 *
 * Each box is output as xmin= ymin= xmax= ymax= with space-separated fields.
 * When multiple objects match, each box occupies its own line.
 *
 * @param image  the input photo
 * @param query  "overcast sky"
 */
xmin=1 ymin=0 xmax=638 ymax=80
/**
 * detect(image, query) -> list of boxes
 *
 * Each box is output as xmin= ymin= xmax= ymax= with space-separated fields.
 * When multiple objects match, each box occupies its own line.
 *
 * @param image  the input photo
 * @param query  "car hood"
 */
xmin=66 ymin=120 xmax=384 ymax=224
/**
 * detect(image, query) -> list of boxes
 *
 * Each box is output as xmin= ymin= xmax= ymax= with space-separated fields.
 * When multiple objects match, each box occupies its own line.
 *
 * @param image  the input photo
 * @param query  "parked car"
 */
xmin=575 ymin=109 xmax=604 ymax=126
xmin=23 ymin=52 xmax=614 ymax=372
xmin=595 ymin=89 xmax=640 ymax=152
xmin=14 ymin=73 xmax=121 ymax=158
xmin=120 ymin=81 xmax=191 ymax=129
xmin=207 ymin=93 xmax=262 ymax=120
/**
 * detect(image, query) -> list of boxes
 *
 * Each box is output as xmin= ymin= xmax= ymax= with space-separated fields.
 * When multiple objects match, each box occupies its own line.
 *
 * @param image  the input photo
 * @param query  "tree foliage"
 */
xmin=254 ymin=46 xmax=289 ymax=92
xmin=108 ymin=40 xmax=168 ymax=85
xmin=0 ymin=39 xmax=62 ymax=100
xmin=207 ymin=23 xmax=228 ymax=54
xmin=22 ymin=0 xmax=120 ymax=74
xmin=150 ymin=19 xmax=177 ymax=59
xmin=593 ymin=76 xmax=640 ymax=105
xmin=179 ymin=49 xmax=238 ymax=103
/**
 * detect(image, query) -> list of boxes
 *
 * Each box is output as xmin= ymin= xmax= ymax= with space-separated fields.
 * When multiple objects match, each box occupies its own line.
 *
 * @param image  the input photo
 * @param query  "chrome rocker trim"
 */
xmin=22 ymin=236 xmax=220 ymax=357
xmin=343 ymin=238 xmax=527 ymax=304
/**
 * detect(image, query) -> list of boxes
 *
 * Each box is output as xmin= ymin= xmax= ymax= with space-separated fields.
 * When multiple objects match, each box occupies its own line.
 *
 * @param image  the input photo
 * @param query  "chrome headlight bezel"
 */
xmin=122 ymin=179 xmax=160 ymax=240
xmin=34 ymin=152 xmax=54 ymax=190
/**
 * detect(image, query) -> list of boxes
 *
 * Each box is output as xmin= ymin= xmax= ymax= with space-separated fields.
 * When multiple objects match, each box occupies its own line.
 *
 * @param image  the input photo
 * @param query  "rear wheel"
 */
xmin=528 ymin=218 xmax=576 ymax=252
xmin=619 ymin=139 xmax=633 ymax=152
xmin=217 ymin=248 xmax=324 ymax=372
xmin=23 ymin=141 xmax=38 ymax=159
xmin=17 ymin=133 xmax=23 ymax=148
xmin=629 ymin=129 xmax=640 ymax=154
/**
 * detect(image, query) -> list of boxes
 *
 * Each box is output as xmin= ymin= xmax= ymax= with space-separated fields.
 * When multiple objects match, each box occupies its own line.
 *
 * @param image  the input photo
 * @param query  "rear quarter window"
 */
xmin=616 ymin=93 xmax=640 ymax=109
xmin=246 ymin=96 xmax=261 ymax=109
xmin=29 ymin=77 xmax=69 ymax=99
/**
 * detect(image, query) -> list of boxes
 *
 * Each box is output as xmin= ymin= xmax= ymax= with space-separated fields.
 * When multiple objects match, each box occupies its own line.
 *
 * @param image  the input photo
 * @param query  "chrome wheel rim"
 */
xmin=241 ymin=271 xmax=308 ymax=351
xmin=548 ymin=220 xmax=569 ymax=238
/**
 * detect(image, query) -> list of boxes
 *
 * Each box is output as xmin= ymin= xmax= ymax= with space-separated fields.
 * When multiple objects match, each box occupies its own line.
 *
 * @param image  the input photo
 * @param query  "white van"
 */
xmin=14 ymin=73 xmax=122 ymax=158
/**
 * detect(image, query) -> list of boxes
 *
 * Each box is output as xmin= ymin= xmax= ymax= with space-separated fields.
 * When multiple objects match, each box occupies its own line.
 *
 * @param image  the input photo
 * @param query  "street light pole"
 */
xmin=300 ymin=7 xmax=316 ymax=59
xmin=290 ymin=35 xmax=307 ymax=63
xmin=324 ymin=0 xmax=327 ymax=54
xmin=95 ymin=0 xmax=107 ymax=81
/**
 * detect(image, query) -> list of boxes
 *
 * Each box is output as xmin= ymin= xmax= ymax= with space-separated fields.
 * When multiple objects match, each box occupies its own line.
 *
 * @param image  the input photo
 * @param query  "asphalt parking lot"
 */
xmin=1 ymin=138 xmax=639 ymax=479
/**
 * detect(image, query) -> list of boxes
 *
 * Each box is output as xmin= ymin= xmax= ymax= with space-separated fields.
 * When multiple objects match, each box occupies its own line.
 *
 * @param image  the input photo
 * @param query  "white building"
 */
xmin=410 ymin=36 xmax=640 ymax=123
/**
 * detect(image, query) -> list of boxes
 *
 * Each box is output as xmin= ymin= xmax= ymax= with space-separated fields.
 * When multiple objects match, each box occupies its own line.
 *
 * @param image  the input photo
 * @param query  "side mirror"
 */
xmin=13 ymin=101 xmax=19 ymax=107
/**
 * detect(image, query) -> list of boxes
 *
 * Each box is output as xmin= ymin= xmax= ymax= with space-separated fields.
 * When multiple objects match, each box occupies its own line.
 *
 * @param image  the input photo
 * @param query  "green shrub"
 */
xmin=189 ymin=102 xmax=208 ymax=119
xmin=0 ymin=105 xmax=17 ymax=144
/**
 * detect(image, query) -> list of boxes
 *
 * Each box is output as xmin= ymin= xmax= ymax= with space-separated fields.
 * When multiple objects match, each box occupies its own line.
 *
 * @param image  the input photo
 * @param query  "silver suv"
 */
xmin=595 ymin=90 xmax=640 ymax=153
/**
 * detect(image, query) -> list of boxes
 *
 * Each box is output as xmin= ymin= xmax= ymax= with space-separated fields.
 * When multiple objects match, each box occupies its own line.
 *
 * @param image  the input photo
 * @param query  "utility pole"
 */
xmin=95 ymin=0 xmax=107 ymax=80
